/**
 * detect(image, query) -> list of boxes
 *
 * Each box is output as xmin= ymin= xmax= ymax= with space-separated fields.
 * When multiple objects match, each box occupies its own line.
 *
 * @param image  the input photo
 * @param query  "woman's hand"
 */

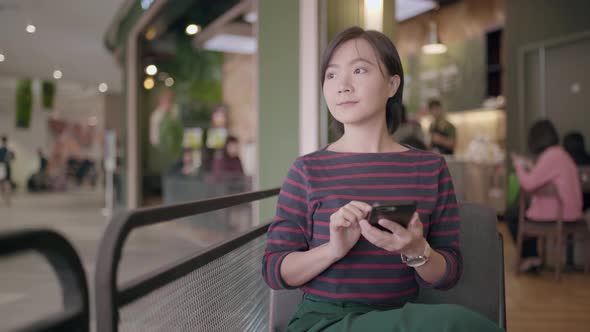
xmin=359 ymin=212 xmax=427 ymax=257
xmin=327 ymin=201 xmax=372 ymax=260
xmin=511 ymin=153 xmax=532 ymax=170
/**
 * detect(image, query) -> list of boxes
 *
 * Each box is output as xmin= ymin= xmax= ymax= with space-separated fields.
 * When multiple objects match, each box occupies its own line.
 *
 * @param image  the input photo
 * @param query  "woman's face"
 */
xmin=226 ymin=141 xmax=239 ymax=157
xmin=323 ymin=38 xmax=400 ymax=131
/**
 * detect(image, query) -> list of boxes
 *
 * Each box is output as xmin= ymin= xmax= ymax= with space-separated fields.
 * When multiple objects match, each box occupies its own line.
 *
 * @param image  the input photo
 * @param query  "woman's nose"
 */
xmin=338 ymin=81 xmax=352 ymax=94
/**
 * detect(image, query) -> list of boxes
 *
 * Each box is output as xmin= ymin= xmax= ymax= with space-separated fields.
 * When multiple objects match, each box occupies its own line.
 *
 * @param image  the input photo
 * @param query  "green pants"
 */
xmin=287 ymin=294 xmax=504 ymax=332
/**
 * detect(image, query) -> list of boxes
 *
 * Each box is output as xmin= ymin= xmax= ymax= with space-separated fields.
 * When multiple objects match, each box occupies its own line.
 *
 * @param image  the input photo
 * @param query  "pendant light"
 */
xmin=422 ymin=21 xmax=447 ymax=55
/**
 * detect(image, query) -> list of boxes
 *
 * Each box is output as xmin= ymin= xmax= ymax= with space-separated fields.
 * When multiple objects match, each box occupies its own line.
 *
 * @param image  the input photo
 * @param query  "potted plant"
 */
xmin=42 ymin=80 xmax=56 ymax=109
xmin=15 ymin=79 xmax=33 ymax=129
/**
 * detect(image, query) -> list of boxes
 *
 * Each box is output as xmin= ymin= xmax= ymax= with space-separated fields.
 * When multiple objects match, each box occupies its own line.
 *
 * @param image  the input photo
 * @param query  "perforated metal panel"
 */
xmin=118 ymin=235 xmax=268 ymax=332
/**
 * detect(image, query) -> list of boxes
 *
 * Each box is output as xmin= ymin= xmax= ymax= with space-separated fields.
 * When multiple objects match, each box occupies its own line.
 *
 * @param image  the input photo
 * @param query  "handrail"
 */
xmin=0 ymin=229 xmax=89 ymax=332
xmin=95 ymin=187 xmax=280 ymax=332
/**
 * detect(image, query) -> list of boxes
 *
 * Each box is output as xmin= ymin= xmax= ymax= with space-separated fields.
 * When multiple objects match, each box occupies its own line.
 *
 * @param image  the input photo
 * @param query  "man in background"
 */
xmin=428 ymin=99 xmax=457 ymax=155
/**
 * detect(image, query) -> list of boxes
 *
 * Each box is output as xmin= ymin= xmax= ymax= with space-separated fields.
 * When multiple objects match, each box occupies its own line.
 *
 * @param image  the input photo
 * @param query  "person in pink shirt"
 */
xmin=509 ymin=119 xmax=583 ymax=272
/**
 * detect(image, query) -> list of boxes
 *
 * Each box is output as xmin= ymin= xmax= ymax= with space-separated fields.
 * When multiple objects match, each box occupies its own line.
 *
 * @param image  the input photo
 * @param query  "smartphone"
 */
xmin=367 ymin=201 xmax=417 ymax=232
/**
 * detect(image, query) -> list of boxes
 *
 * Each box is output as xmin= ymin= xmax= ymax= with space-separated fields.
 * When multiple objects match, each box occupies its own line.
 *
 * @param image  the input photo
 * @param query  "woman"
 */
xmin=510 ymin=119 xmax=583 ymax=272
xmin=262 ymin=26 xmax=502 ymax=331
xmin=212 ymin=135 xmax=244 ymax=178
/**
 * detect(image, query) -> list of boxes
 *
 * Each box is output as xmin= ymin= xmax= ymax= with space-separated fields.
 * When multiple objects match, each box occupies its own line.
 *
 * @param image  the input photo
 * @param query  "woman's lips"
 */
xmin=337 ymin=101 xmax=358 ymax=106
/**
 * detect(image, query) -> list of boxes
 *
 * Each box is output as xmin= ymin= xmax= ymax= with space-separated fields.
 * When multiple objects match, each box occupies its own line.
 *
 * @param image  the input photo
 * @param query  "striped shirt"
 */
xmin=262 ymin=148 xmax=462 ymax=306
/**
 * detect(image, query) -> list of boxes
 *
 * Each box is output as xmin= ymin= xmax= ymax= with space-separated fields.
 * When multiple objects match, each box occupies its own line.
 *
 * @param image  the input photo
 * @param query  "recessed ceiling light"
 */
xmin=0 ymin=53 xmax=5 ymax=62
xmin=143 ymin=77 xmax=155 ymax=90
xmin=145 ymin=64 xmax=158 ymax=76
xmin=98 ymin=83 xmax=108 ymax=93
xmin=26 ymin=24 xmax=36 ymax=34
xmin=164 ymin=77 xmax=174 ymax=87
xmin=185 ymin=24 xmax=200 ymax=36
xmin=244 ymin=11 xmax=257 ymax=24
xmin=141 ymin=0 xmax=154 ymax=10
xmin=145 ymin=26 xmax=157 ymax=40
xmin=53 ymin=70 xmax=63 ymax=79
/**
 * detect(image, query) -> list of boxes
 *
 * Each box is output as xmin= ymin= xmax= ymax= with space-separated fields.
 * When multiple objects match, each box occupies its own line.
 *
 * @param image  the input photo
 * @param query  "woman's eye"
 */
xmin=354 ymin=68 xmax=367 ymax=74
xmin=326 ymin=72 xmax=336 ymax=80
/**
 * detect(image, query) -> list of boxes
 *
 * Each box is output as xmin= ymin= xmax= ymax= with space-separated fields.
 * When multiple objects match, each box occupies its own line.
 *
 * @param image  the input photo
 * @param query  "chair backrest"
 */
xmin=0 ymin=229 xmax=90 ymax=332
xmin=269 ymin=203 xmax=506 ymax=331
xmin=415 ymin=203 xmax=506 ymax=327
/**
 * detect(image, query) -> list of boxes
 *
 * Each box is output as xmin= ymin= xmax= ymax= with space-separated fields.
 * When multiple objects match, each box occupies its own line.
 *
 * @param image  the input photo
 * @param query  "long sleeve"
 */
xmin=262 ymin=159 xmax=310 ymax=290
xmin=417 ymin=156 xmax=462 ymax=290
xmin=514 ymin=149 xmax=558 ymax=192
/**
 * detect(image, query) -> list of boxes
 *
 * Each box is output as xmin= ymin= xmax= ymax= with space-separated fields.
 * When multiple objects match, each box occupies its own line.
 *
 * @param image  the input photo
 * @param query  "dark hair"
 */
xmin=428 ymin=99 xmax=442 ymax=109
xmin=563 ymin=131 xmax=586 ymax=153
xmin=223 ymin=135 xmax=239 ymax=158
xmin=399 ymin=104 xmax=407 ymax=124
xmin=1 ymin=136 xmax=6 ymax=144
xmin=226 ymin=135 xmax=238 ymax=144
xmin=320 ymin=26 xmax=404 ymax=138
xmin=527 ymin=119 xmax=559 ymax=156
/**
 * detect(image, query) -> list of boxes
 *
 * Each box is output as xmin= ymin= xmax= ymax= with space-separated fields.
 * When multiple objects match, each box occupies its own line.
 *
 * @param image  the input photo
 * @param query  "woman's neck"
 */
xmin=329 ymin=123 xmax=406 ymax=153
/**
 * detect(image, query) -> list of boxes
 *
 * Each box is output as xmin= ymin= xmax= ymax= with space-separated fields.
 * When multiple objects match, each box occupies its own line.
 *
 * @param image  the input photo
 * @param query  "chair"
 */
xmin=516 ymin=181 xmax=590 ymax=280
xmin=0 ymin=229 xmax=90 ymax=332
xmin=269 ymin=203 xmax=506 ymax=331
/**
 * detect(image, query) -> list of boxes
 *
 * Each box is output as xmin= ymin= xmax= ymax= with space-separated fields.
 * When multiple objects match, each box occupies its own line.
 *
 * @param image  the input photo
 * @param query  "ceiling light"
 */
xmin=26 ymin=24 xmax=36 ymax=34
xmin=244 ymin=11 xmax=257 ymax=24
xmin=422 ymin=43 xmax=447 ymax=54
xmin=98 ymin=83 xmax=108 ymax=93
xmin=141 ymin=0 xmax=154 ymax=10
xmin=145 ymin=26 xmax=157 ymax=40
xmin=165 ymin=77 xmax=174 ymax=87
xmin=422 ymin=22 xmax=447 ymax=55
xmin=0 ymin=53 xmax=5 ymax=62
xmin=143 ymin=77 xmax=155 ymax=90
xmin=364 ymin=0 xmax=383 ymax=31
xmin=53 ymin=70 xmax=63 ymax=79
xmin=145 ymin=64 xmax=158 ymax=76
xmin=396 ymin=0 xmax=437 ymax=22
xmin=185 ymin=24 xmax=200 ymax=36
xmin=203 ymin=34 xmax=256 ymax=54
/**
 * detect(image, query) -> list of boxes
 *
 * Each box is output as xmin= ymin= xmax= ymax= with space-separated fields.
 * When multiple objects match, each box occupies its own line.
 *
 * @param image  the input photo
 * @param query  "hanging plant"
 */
xmin=15 ymin=79 xmax=33 ymax=129
xmin=42 ymin=80 xmax=56 ymax=109
xmin=159 ymin=111 xmax=184 ymax=158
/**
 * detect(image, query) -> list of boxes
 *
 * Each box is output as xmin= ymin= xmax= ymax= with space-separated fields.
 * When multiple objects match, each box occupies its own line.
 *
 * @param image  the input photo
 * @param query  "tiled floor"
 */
xmin=499 ymin=222 xmax=590 ymax=332
xmin=0 ymin=190 xmax=246 ymax=331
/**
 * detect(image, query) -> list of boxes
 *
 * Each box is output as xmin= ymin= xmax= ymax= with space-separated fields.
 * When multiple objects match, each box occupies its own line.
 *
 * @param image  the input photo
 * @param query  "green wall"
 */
xmin=258 ymin=0 xmax=300 ymax=221
xmin=506 ymin=0 xmax=590 ymax=153
xmin=404 ymin=36 xmax=486 ymax=114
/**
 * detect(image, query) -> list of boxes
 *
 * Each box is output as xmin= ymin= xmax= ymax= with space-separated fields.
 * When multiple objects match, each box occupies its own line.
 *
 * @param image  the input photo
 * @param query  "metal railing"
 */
xmin=95 ymin=188 xmax=280 ymax=332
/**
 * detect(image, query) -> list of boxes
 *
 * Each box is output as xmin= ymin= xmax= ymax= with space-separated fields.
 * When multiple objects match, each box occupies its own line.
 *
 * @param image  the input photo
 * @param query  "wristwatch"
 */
xmin=401 ymin=241 xmax=431 ymax=268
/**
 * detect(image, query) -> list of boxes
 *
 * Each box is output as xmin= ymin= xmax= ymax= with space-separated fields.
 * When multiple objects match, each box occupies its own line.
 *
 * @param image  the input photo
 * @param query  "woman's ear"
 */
xmin=388 ymin=75 xmax=401 ymax=98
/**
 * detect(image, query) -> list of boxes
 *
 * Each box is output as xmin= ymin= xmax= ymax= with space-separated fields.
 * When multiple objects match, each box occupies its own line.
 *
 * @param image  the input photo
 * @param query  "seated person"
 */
xmin=174 ymin=148 xmax=199 ymax=176
xmin=428 ymin=99 xmax=456 ymax=155
xmin=263 ymin=27 xmax=502 ymax=331
xmin=392 ymin=104 xmax=426 ymax=150
xmin=509 ymin=119 xmax=582 ymax=272
xmin=563 ymin=131 xmax=590 ymax=166
xmin=212 ymin=136 xmax=244 ymax=179
xmin=563 ymin=131 xmax=590 ymax=210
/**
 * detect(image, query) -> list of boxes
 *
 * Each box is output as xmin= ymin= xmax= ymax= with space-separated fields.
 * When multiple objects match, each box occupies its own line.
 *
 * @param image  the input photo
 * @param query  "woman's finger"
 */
xmin=349 ymin=201 xmax=373 ymax=215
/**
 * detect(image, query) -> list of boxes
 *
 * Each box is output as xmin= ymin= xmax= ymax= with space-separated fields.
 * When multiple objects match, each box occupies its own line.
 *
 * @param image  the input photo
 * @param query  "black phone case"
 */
xmin=367 ymin=201 xmax=417 ymax=231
